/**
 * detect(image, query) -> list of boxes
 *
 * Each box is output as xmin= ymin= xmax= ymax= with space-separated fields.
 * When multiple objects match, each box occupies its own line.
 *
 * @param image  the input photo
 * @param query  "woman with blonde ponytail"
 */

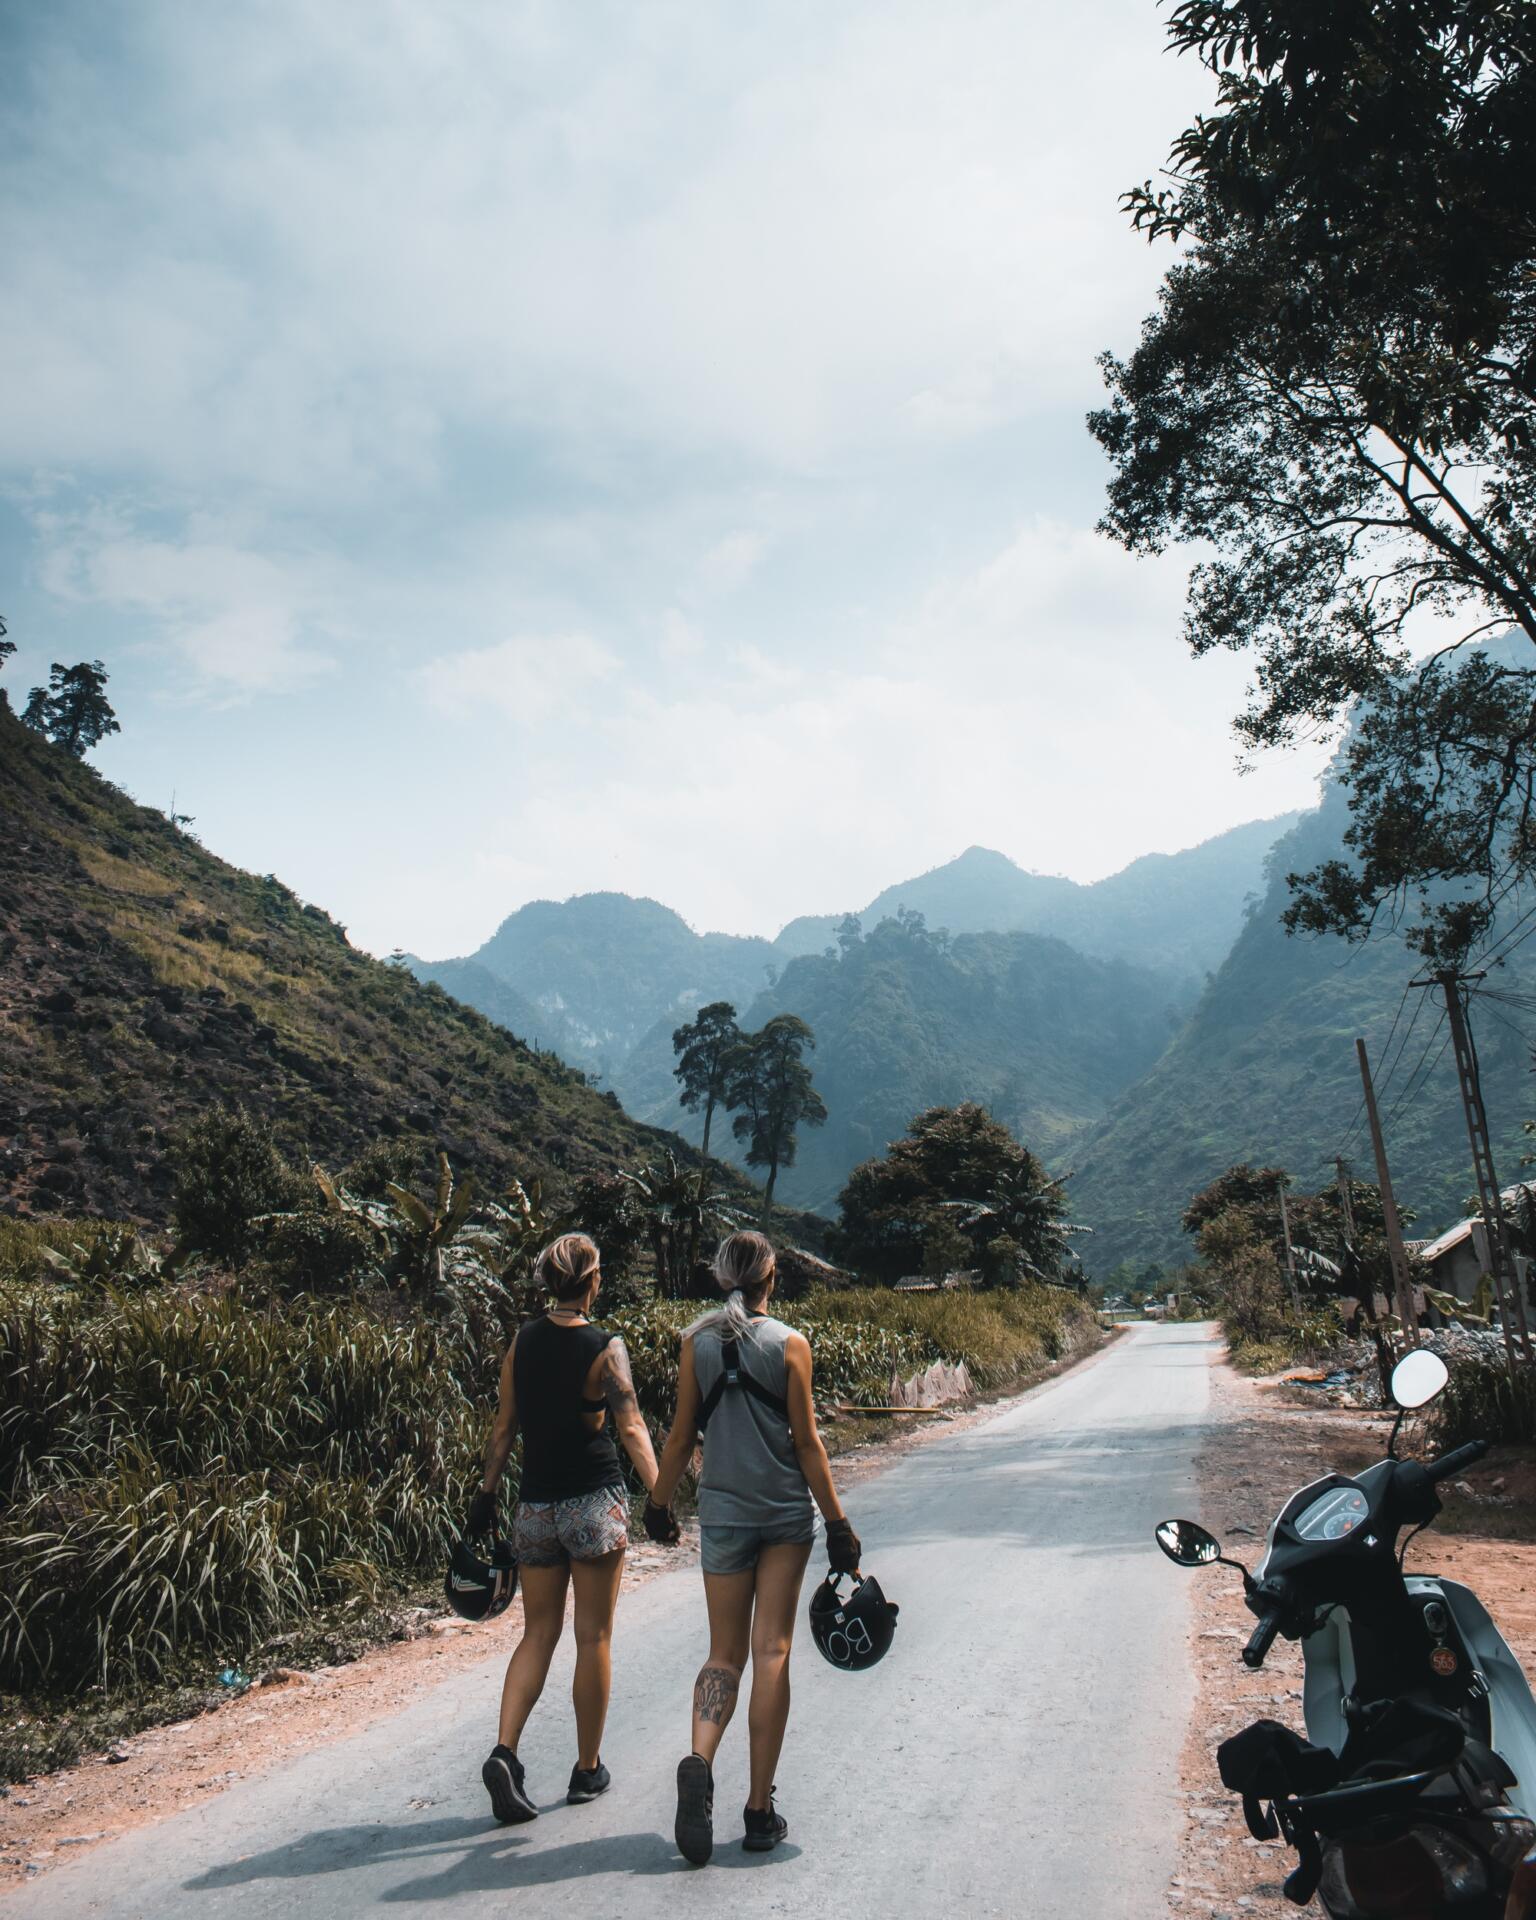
xmin=471 ymin=1232 xmax=676 ymax=1827
xmin=647 ymin=1230 xmax=861 ymax=1865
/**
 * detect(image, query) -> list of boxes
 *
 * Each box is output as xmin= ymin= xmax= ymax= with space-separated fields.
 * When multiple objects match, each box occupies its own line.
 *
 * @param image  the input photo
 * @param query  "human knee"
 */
xmin=572 ymin=1617 xmax=613 ymax=1653
xmin=521 ymin=1615 xmax=565 ymax=1658
xmin=751 ymin=1631 xmax=793 ymax=1668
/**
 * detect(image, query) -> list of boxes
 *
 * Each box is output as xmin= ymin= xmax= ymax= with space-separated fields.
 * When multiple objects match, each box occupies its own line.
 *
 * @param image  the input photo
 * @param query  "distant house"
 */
xmin=1410 ymin=1184 xmax=1535 ymax=1308
xmin=893 ymin=1269 xmax=982 ymax=1294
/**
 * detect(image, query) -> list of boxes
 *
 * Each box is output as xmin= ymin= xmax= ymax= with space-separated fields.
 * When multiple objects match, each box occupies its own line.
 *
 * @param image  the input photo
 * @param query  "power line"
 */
xmin=1373 ymin=989 xmax=1429 ymax=1109
xmin=1475 ymin=894 xmax=1536 ymax=972
xmin=1328 ymin=981 xmax=1420 ymax=1168
xmin=1381 ymin=1009 xmax=1452 ymax=1136
xmin=1471 ymin=994 xmax=1534 ymax=1051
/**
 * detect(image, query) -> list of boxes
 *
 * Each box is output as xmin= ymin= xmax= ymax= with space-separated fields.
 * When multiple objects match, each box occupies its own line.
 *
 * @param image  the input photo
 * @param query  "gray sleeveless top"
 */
xmin=693 ymin=1315 xmax=813 ymax=1529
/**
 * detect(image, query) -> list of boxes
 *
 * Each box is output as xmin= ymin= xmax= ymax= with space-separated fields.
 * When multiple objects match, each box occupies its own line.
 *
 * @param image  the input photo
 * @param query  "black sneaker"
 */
xmin=567 ymin=1760 xmax=611 ymax=1804
xmin=482 ymin=1745 xmax=537 ymax=1824
xmin=742 ymin=1791 xmax=787 ymax=1852
xmin=674 ymin=1753 xmax=714 ymax=1865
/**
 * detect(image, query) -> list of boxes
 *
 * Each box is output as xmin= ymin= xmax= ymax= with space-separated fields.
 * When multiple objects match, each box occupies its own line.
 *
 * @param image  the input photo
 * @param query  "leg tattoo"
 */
xmin=693 ymin=1664 xmax=740 ymax=1726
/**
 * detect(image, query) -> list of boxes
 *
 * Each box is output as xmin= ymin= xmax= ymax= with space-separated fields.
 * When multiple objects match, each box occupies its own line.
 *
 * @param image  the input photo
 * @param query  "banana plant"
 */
xmin=309 ymin=1165 xmax=393 ymax=1245
xmin=463 ymin=1176 xmax=564 ymax=1301
xmin=618 ymin=1153 xmax=748 ymax=1298
xmin=386 ymin=1152 xmax=477 ymax=1300
xmin=39 ymin=1228 xmax=174 ymax=1290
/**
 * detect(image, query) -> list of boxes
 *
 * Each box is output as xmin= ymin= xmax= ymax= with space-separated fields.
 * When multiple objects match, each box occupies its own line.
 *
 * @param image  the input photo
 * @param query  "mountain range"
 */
xmin=413 ymin=788 xmax=1536 ymax=1269
xmin=11 ymin=672 xmax=1531 ymax=1276
xmin=410 ymin=816 xmax=1298 ymax=1220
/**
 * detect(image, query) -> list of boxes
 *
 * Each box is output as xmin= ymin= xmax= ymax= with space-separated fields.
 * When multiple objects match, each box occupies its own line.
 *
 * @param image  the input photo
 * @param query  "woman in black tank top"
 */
xmin=471 ymin=1232 xmax=674 ymax=1823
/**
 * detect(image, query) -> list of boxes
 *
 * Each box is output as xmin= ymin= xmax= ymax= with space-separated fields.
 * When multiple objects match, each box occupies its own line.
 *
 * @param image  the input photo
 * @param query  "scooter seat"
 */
xmin=1338 ymin=1697 xmax=1465 ymax=1782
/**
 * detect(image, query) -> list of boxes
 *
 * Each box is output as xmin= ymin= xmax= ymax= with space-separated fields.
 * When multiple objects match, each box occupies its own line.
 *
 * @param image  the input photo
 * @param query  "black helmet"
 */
xmin=808 ymin=1571 xmax=899 ymax=1671
xmin=444 ymin=1533 xmax=518 ymax=1622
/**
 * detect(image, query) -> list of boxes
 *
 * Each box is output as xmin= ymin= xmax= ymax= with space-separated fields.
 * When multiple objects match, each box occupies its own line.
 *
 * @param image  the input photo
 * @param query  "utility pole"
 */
xmin=1335 ymin=1157 xmax=1356 ymax=1242
xmin=1356 ymin=1038 xmax=1420 ymax=1349
xmin=1276 ymin=1180 xmax=1302 ymax=1316
xmin=1426 ymin=970 xmax=1533 ymax=1368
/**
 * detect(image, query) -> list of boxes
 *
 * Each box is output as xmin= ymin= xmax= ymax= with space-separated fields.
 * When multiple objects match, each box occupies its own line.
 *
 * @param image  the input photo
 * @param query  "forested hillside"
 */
xmin=617 ymin=913 xmax=1187 ymax=1213
xmin=0 ymin=704 xmax=705 ymax=1222
xmin=1070 ymin=782 xmax=1536 ymax=1270
xmin=417 ymin=892 xmax=778 ymax=1076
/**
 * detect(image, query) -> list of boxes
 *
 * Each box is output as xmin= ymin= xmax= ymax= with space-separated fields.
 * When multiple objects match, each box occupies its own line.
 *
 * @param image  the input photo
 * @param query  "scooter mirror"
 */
xmin=1390 ymin=1349 xmax=1449 ymax=1410
xmin=1155 ymin=1518 xmax=1222 ymax=1567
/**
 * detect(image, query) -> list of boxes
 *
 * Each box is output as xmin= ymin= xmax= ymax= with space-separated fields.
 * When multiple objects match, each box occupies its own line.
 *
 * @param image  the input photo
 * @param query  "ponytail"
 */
xmin=686 ymin=1230 xmax=777 ymax=1343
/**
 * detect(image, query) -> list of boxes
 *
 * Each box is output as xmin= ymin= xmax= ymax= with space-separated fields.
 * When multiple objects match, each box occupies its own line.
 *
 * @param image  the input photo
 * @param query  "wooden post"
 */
xmin=1276 ymin=1182 xmax=1302 ymax=1316
xmin=1335 ymin=1157 xmax=1356 ymax=1243
xmin=1356 ymin=1038 xmax=1420 ymax=1348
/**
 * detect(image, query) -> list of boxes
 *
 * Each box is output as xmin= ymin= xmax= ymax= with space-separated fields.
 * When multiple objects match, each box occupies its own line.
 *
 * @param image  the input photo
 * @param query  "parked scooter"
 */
xmin=1157 ymin=1349 xmax=1536 ymax=1916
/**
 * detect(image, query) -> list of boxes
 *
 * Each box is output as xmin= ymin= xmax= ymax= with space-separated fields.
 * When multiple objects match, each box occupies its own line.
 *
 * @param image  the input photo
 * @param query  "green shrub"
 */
xmin=254 ymin=1209 xmax=381 ymax=1293
xmin=1431 ymin=1356 xmax=1536 ymax=1447
xmin=170 ymin=1106 xmax=304 ymax=1264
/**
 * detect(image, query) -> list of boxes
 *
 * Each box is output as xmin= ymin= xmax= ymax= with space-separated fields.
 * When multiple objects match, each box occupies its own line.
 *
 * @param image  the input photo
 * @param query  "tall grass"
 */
xmin=0 ymin=1283 xmax=485 ymax=1690
xmin=1 ymin=1275 xmax=1088 ymax=1698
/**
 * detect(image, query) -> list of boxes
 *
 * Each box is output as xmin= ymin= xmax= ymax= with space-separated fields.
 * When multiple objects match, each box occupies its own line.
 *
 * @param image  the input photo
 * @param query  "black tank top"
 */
xmin=513 ymin=1316 xmax=624 ymax=1502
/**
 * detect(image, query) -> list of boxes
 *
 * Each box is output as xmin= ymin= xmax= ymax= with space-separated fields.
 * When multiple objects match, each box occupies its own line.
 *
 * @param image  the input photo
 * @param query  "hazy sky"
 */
xmin=1 ymin=1 xmax=1330 ymax=958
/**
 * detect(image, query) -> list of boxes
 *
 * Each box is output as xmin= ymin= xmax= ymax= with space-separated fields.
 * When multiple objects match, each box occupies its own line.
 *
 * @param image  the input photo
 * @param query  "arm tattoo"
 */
xmin=693 ymin=1664 xmax=740 ymax=1726
xmin=602 ymin=1338 xmax=641 ymax=1420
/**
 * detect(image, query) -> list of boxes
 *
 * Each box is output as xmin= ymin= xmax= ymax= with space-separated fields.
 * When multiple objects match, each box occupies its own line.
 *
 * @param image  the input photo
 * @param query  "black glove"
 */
xmin=826 ymin=1517 xmax=861 ymax=1575
xmin=643 ymin=1499 xmax=681 ymax=1546
xmin=467 ymin=1486 xmax=498 ymax=1537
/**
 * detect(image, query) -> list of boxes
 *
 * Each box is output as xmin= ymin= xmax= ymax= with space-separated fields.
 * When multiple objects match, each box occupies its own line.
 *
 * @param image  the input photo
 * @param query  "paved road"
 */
xmin=16 ymin=1323 xmax=1217 ymax=1919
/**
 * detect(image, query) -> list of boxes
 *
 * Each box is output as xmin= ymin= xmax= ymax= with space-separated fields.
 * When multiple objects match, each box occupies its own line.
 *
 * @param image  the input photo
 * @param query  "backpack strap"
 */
xmin=696 ymin=1335 xmax=789 ymax=1432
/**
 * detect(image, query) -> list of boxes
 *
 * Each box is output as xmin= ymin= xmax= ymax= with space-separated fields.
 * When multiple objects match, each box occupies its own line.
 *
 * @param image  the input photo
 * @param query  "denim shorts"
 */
xmin=514 ymin=1486 xmax=628 ymax=1567
xmin=700 ymin=1518 xmax=815 ymax=1575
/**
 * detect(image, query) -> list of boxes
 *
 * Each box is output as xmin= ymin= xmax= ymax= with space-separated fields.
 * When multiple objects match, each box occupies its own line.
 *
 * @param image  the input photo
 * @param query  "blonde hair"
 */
xmin=688 ymin=1230 xmax=777 ymax=1342
xmin=535 ymin=1232 xmax=601 ymax=1304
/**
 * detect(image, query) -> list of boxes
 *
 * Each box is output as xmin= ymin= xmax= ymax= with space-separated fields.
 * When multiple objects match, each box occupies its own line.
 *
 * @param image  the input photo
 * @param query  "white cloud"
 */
xmin=1 ymin=1 xmax=1328 ymax=960
xmin=0 ymin=0 xmax=1209 ymax=499
xmin=27 ymin=508 xmax=338 ymax=695
xmin=420 ymin=634 xmax=622 ymax=727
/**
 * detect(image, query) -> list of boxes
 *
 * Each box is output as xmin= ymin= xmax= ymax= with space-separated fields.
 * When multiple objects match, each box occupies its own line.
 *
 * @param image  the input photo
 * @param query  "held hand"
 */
xmin=467 ymin=1486 xmax=498 ymax=1537
xmin=643 ymin=1499 xmax=681 ymax=1546
xmin=826 ymin=1517 xmax=861 ymax=1575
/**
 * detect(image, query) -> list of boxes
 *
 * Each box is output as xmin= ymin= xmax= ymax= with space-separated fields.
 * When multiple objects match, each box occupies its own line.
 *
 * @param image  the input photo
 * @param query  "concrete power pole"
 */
xmin=1430 ymin=970 xmax=1533 ymax=1368
xmin=1355 ymin=1038 xmax=1421 ymax=1349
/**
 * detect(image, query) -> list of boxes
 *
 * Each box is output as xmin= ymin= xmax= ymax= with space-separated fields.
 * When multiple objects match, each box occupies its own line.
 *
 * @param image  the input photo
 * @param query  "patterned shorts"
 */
xmin=513 ymin=1487 xmax=629 ymax=1567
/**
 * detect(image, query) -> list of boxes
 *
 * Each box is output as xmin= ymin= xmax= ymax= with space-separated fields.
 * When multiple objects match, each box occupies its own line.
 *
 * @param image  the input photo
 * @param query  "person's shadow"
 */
xmin=186 ymin=1814 xmax=800 ymax=1901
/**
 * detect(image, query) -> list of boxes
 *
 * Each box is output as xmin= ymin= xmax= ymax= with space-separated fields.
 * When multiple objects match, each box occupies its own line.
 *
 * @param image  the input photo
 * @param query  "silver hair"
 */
xmin=685 ymin=1231 xmax=776 ymax=1344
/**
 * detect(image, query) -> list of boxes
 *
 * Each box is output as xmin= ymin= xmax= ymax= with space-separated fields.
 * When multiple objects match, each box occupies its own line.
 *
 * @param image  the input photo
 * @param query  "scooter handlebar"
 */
xmin=1425 ymin=1439 xmax=1489 ymax=1484
xmin=1242 ymin=1611 xmax=1282 ymax=1668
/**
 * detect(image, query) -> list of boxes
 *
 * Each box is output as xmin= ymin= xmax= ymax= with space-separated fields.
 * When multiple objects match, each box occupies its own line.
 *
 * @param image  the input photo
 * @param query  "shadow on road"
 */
xmin=185 ymin=1815 xmax=801 ymax=1899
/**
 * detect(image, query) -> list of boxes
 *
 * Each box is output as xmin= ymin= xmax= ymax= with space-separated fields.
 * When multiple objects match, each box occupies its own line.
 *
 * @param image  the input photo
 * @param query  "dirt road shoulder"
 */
xmin=1168 ymin=1352 xmax=1536 ymax=1919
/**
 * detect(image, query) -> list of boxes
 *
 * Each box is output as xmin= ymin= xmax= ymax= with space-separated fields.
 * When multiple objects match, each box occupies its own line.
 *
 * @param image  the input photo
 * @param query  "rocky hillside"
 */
xmin=0 ymin=703 xmax=705 ymax=1222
